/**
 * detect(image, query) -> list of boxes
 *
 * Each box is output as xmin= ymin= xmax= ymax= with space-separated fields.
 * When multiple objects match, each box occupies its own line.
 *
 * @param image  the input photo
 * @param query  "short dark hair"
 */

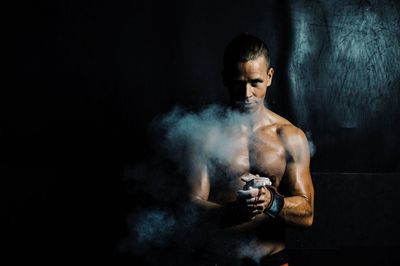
xmin=223 ymin=33 xmax=271 ymax=78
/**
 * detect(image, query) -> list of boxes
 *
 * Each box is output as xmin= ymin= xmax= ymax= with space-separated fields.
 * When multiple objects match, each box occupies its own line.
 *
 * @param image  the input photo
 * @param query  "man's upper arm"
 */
xmin=281 ymin=126 xmax=314 ymax=204
xmin=188 ymin=160 xmax=210 ymax=201
xmin=184 ymin=144 xmax=210 ymax=201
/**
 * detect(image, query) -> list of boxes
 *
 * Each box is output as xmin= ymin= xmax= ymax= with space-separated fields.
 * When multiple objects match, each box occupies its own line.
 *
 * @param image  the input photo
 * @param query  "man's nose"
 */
xmin=245 ymin=83 xmax=253 ymax=98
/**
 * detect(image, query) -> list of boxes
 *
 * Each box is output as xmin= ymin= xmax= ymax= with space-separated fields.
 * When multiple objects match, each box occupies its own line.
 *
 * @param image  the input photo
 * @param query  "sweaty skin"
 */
xmin=188 ymin=56 xmax=314 ymax=260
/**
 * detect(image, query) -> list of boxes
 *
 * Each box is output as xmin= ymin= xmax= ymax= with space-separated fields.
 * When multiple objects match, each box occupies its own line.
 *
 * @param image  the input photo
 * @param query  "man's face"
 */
xmin=226 ymin=56 xmax=274 ymax=113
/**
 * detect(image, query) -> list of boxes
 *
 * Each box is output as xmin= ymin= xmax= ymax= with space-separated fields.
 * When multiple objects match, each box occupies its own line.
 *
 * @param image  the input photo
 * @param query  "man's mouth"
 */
xmin=233 ymin=102 xmax=258 ymax=113
xmin=240 ymin=101 xmax=257 ymax=109
xmin=235 ymin=101 xmax=256 ymax=106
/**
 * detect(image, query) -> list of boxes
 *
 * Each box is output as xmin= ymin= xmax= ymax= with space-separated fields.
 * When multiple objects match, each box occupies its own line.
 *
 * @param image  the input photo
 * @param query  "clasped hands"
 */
xmin=236 ymin=173 xmax=273 ymax=219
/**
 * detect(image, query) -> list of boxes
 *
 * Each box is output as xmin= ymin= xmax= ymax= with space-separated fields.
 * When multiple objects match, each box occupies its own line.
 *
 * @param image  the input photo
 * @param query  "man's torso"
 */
xmin=207 ymin=110 xmax=293 ymax=258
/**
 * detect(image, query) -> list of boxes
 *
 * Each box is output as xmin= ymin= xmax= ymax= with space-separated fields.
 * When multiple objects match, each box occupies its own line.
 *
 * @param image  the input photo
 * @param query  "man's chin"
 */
xmin=239 ymin=104 xmax=259 ymax=113
xmin=231 ymin=102 xmax=260 ymax=113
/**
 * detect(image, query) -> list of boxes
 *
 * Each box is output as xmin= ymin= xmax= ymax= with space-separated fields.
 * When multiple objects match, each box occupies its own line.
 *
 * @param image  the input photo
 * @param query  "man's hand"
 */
xmin=239 ymin=174 xmax=273 ymax=215
xmin=237 ymin=186 xmax=273 ymax=215
xmin=220 ymin=174 xmax=270 ymax=225
xmin=241 ymin=174 xmax=272 ymax=190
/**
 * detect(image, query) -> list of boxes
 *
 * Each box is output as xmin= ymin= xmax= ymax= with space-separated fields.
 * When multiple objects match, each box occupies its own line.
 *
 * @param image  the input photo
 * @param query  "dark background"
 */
xmin=3 ymin=0 xmax=400 ymax=264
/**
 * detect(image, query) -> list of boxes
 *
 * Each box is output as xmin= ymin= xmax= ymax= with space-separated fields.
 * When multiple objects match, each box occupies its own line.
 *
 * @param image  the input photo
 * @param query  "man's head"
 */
xmin=222 ymin=33 xmax=274 ymax=113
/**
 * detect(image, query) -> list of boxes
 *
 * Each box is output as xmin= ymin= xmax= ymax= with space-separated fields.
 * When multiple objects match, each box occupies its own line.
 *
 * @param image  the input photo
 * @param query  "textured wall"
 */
xmin=287 ymin=0 xmax=400 ymax=172
xmin=289 ymin=1 xmax=400 ymax=130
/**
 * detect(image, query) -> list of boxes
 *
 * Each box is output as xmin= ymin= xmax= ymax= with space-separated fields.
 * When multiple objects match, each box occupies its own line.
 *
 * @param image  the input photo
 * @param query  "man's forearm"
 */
xmin=278 ymin=195 xmax=313 ymax=228
xmin=190 ymin=197 xmax=255 ymax=228
xmin=191 ymin=197 xmax=220 ymax=209
xmin=225 ymin=195 xmax=313 ymax=231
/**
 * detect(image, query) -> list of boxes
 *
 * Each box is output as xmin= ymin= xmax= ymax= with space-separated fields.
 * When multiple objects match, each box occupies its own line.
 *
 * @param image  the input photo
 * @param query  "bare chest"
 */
xmin=209 ymin=128 xmax=286 ymax=203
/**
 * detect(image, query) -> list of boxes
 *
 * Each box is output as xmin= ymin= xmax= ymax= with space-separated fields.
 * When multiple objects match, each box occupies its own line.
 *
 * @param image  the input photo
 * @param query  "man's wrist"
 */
xmin=263 ymin=187 xmax=284 ymax=219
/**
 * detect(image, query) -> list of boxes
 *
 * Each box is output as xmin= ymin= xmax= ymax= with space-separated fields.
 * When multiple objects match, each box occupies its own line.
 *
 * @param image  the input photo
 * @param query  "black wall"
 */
xmin=3 ymin=0 xmax=400 ymax=264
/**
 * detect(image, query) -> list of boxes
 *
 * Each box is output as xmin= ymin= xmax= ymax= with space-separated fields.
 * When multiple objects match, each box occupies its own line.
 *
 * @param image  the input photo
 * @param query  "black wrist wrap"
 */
xmin=263 ymin=187 xmax=284 ymax=219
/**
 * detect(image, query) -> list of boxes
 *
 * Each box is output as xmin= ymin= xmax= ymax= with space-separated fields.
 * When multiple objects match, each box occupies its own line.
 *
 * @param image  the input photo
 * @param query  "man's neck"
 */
xmin=246 ymin=106 xmax=273 ymax=132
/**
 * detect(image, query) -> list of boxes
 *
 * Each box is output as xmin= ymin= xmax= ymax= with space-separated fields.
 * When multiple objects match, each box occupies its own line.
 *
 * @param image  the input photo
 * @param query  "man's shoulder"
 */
xmin=265 ymin=109 xmax=308 ymax=152
xmin=265 ymin=109 xmax=292 ymax=127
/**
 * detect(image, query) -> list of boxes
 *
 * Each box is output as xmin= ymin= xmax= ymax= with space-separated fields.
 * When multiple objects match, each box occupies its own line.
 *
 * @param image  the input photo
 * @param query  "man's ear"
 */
xmin=266 ymin=67 xmax=274 ymax=86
